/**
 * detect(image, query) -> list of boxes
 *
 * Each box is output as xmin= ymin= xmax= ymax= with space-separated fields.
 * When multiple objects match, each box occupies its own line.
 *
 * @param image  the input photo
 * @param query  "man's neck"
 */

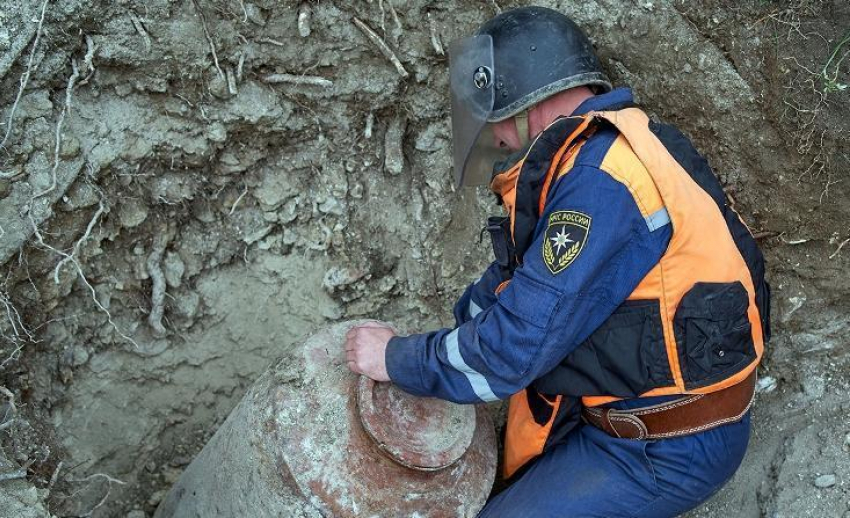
xmin=529 ymin=87 xmax=596 ymax=133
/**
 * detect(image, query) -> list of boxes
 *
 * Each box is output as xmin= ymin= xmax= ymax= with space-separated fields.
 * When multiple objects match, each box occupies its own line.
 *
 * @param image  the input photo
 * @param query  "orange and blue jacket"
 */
xmin=385 ymin=88 xmax=770 ymax=477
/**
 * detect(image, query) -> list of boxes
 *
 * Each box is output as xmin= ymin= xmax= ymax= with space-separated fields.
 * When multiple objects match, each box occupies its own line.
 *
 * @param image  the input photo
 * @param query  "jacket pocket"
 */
xmin=674 ymin=282 xmax=756 ymax=390
xmin=532 ymin=299 xmax=671 ymax=398
xmin=496 ymin=273 xmax=560 ymax=329
xmin=495 ymin=273 xmax=562 ymax=379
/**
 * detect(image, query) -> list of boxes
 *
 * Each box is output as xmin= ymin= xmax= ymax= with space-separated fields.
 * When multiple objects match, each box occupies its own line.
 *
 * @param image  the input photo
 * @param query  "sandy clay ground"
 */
xmin=0 ymin=0 xmax=848 ymax=516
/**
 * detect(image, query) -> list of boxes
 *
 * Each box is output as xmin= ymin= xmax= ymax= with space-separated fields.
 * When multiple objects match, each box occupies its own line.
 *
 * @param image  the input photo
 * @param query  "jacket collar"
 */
xmin=571 ymin=87 xmax=635 ymax=116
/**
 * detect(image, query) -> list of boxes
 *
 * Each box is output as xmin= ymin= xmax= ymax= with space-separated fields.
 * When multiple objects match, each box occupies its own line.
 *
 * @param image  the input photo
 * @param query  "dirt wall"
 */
xmin=0 ymin=0 xmax=848 ymax=516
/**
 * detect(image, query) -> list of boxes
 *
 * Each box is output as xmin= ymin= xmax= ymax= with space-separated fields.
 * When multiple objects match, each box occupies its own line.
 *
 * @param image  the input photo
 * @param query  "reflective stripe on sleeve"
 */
xmin=469 ymin=299 xmax=483 ymax=318
xmin=645 ymin=207 xmax=671 ymax=232
xmin=444 ymin=329 xmax=499 ymax=402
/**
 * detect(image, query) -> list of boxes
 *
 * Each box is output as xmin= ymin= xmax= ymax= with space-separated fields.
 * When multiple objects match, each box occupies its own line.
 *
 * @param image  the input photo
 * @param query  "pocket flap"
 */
xmin=497 ymin=273 xmax=560 ymax=328
xmin=676 ymin=281 xmax=749 ymax=321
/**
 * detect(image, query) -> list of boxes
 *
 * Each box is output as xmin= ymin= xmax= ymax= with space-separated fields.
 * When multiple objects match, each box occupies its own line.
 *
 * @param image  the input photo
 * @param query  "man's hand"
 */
xmin=345 ymin=322 xmax=395 ymax=382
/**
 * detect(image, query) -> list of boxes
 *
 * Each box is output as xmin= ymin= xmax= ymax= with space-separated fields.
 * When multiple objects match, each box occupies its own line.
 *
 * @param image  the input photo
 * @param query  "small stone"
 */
xmin=843 ymin=432 xmax=850 ymax=453
xmin=384 ymin=116 xmax=406 ymax=176
xmin=148 ymin=489 xmax=167 ymax=506
xmin=170 ymin=456 xmax=192 ymax=466
xmin=814 ymin=474 xmax=836 ymax=488
xmin=318 ymin=196 xmax=344 ymax=216
xmin=756 ymin=376 xmax=777 ymax=394
xmin=364 ymin=113 xmax=374 ymax=139
xmin=163 ymin=466 xmax=183 ymax=485
xmin=163 ymin=252 xmax=186 ymax=288
xmin=192 ymin=202 xmax=217 ymax=223
xmin=244 ymin=3 xmax=266 ymax=26
xmin=243 ymin=224 xmax=273 ymax=244
xmin=782 ymin=295 xmax=806 ymax=322
xmin=218 ymin=151 xmax=244 ymax=174
xmin=21 ymin=90 xmax=54 ymax=118
xmin=115 ymin=82 xmax=133 ymax=96
xmin=209 ymin=72 xmax=233 ymax=99
xmin=377 ymin=276 xmax=396 ymax=293
xmin=323 ymin=267 xmax=364 ymax=292
xmin=174 ymin=291 xmax=201 ymax=320
xmin=414 ymin=122 xmax=448 ymax=152
xmin=71 ymin=345 xmax=90 ymax=367
xmin=60 ymin=135 xmax=81 ymax=158
xmin=206 ymin=122 xmax=227 ymax=143
xmin=298 ymin=4 xmax=312 ymax=37
xmin=126 ymin=510 xmax=147 ymax=518
xmin=282 ymin=228 xmax=298 ymax=245
xmin=257 ymin=172 xmax=298 ymax=210
xmin=258 ymin=233 xmax=281 ymax=250
xmin=119 ymin=198 xmax=149 ymax=228
xmin=278 ymin=199 xmax=299 ymax=224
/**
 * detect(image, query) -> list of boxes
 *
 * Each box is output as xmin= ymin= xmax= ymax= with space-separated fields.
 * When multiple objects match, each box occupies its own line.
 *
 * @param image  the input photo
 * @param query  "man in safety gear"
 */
xmin=345 ymin=6 xmax=770 ymax=517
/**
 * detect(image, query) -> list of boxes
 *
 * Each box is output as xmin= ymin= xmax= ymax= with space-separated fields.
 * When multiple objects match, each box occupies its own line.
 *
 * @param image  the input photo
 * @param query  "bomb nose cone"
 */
xmin=358 ymin=376 xmax=476 ymax=471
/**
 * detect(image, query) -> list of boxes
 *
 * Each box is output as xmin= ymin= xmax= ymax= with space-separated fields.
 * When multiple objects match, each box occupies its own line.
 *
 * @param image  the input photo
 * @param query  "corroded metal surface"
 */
xmin=357 ymin=375 xmax=476 ymax=471
xmin=272 ymin=321 xmax=498 ymax=516
xmin=155 ymin=320 xmax=497 ymax=518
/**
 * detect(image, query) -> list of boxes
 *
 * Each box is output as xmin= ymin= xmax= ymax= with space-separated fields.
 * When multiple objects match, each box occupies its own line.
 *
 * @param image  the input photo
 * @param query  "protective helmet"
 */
xmin=449 ymin=6 xmax=612 ymax=186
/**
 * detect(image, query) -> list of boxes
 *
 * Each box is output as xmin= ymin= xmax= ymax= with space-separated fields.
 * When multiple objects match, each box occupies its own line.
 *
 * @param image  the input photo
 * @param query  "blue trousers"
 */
xmin=478 ymin=412 xmax=751 ymax=518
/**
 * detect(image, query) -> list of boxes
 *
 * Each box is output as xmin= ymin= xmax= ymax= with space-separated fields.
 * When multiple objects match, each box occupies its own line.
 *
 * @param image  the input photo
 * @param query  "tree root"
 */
xmin=33 ymin=60 xmax=81 ymax=200
xmin=146 ymin=232 xmax=171 ymax=338
xmin=0 ymin=386 xmax=16 ymax=431
xmin=0 ymin=0 xmax=49 ymax=152
xmin=191 ymin=0 xmax=226 ymax=81
xmin=0 ymin=469 xmax=27 ymax=483
xmin=0 ymin=286 xmax=34 ymax=368
xmin=29 ymin=214 xmax=139 ymax=348
xmin=128 ymin=12 xmax=152 ymax=52
xmin=428 ymin=13 xmax=444 ymax=56
xmin=352 ymin=17 xmax=409 ymax=78
xmin=53 ymin=199 xmax=104 ymax=284
xmin=829 ymin=237 xmax=850 ymax=259
xmin=262 ymin=73 xmax=333 ymax=88
xmin=68 ymin=473 xmax=126 ymax=517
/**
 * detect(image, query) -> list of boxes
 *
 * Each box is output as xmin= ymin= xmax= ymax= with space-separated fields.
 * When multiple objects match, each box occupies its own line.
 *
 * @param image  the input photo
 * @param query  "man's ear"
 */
xmin=492 ymin=117 xmax=522 ymax=151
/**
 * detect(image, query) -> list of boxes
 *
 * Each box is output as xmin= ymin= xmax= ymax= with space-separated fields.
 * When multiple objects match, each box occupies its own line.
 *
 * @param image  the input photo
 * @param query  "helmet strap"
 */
xmin=515 ymin=111 xmax=530 ymax=148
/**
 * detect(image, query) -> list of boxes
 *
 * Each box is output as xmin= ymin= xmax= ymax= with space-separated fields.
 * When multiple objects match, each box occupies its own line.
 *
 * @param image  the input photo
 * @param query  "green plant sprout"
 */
xmin=822 ymin=30 xmax=850 ymax=93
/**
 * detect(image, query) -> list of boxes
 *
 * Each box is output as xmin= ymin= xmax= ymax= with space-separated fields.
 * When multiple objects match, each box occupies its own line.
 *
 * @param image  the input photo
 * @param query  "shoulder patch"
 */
xmin=542 ymin=211 xmax=591 ymax=275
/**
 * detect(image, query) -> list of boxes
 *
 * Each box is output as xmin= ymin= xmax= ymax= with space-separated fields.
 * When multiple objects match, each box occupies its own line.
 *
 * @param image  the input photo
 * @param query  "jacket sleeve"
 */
xmin=385 ymin=165 xmax=672 ymax=403
xmin=451 ymin=261 xmax=505 ymax=327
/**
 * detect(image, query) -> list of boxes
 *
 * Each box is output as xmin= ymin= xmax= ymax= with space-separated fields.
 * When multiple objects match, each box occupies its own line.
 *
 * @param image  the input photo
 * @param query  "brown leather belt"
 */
xmin=582 ymin=372 xmax=756 ymax=440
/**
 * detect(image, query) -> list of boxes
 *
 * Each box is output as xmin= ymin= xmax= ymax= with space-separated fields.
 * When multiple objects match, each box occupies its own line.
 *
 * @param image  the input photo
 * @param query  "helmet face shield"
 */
xmin=448 ymin=7 xmax=613 ymax=187
xmin=449 ymin=35 xmax=507 ymax=187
